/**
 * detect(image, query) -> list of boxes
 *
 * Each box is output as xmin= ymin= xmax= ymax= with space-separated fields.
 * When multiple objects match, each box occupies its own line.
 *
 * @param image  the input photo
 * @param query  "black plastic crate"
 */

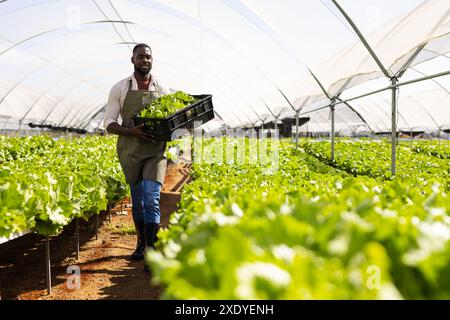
xmin=133 ymin=94 xmax=214 ymax=141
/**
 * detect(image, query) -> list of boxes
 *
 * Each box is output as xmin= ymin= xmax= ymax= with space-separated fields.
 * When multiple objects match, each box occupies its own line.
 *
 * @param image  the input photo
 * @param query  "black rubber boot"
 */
xmin=154 ymin=223 xmax=160 ymax=244
xmin=143 ymin=223 xmax=158 ymax=272
xmin=144 ymin=223 xmax=158 ymax=249
xmin=130 ymin=221 xmax=145 ymax=261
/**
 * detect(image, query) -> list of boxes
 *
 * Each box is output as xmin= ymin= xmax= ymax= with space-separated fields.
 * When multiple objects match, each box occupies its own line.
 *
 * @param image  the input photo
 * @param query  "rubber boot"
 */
xmin=154 ymin=223 xmax=160 ymax=244
xmin=130 ymin=221 xmax=145 ymax=261
xmin=143 ymin=223 xmax=158 ymax=272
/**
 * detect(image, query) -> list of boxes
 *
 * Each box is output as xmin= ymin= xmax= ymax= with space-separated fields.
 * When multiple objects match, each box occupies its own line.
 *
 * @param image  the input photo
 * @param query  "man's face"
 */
xmin=132 ymin=47 xmax=153 ymax=75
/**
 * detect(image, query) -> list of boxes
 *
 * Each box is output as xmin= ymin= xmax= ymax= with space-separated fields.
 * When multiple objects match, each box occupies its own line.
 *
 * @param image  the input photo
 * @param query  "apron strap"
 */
xmin=128 ymin=79 xmax=132 ymax=92
xmin=124 ymin=79 xmax=132 ymax=115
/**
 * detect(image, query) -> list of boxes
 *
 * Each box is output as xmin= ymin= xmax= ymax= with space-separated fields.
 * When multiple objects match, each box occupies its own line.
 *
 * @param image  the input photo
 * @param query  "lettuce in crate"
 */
xmin=139 ymin=91 xmax=196 ymax=119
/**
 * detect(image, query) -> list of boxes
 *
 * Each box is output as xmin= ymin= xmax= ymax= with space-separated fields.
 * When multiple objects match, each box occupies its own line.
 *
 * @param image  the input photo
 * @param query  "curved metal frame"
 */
xmin=0 ymin=0 xmax=449 ymax=136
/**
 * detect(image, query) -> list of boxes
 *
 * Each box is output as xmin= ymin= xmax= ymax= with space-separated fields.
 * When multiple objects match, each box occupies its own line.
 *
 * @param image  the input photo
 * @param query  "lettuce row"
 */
xmin=148 ymin=139 xmax=449 ymax=299
xmin=0 ymin=136 xmax=128 ymax=237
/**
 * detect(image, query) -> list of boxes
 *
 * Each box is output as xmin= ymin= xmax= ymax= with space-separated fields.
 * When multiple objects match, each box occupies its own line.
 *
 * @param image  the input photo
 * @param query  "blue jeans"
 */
xmin=130 ymin=180 xmax=162 ymax=224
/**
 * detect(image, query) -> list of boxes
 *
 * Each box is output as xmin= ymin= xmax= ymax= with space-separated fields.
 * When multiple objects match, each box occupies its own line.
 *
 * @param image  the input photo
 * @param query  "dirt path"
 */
xmin=0 ymin=162 xmax=190 ymax=300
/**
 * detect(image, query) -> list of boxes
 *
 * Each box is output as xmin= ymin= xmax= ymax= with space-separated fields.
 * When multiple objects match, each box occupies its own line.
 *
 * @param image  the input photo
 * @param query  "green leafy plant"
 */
xmin=302 ymin=140 xmax=449 ymax=190
xmin=411 ymin=141 xmax=450 ymax=159
xmin=0 ymin=135 xmax=55 ymax=163
xmin=147 ymin=138 xmax=450 ymax=299
xmin=0 ymin=136 xmax=128 ymax=237
xmin=110 ymin=223 xmax=136 ymax=235
xmin=139 ymin=91 xmax=196 ymax=119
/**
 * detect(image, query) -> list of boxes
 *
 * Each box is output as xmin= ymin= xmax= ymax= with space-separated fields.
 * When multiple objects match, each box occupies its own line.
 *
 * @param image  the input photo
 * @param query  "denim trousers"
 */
xmin=130 ymin=179 xmax=162 ymax=224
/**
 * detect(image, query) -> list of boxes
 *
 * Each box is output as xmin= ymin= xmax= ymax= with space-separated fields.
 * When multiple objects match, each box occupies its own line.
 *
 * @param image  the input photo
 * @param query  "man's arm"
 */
xmin=104 ymin=83 xmax=154 ymax=141
xmin=107 ymin=122 xmax=154 ymax=141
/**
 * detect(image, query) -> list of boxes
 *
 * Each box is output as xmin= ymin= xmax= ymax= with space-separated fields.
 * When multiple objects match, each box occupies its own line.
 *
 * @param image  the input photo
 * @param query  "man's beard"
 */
xmin=134 ymin=65 xmax=151 ymax=76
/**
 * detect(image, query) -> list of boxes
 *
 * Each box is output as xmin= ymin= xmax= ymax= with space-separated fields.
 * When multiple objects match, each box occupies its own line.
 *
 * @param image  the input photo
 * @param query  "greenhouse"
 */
xmin=0 ymin=0 xmax=449 ymax=302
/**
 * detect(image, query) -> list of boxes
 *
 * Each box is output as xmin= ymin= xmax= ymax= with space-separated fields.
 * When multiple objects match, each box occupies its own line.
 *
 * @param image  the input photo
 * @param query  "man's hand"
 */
xmin=107 ymin=122 xmax=155 ymax=142
xmin=129 ymin=123 xmax=155 ymax=142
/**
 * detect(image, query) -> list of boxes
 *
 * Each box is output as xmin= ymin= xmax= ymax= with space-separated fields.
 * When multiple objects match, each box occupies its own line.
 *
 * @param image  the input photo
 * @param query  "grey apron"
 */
xmin=117 ymin=79 xmax=167 ymax=186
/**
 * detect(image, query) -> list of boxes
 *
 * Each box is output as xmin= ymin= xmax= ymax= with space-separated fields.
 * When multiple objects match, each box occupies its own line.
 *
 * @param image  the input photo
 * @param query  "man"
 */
xmin=103 ymin=43 xmax=168 ymax=267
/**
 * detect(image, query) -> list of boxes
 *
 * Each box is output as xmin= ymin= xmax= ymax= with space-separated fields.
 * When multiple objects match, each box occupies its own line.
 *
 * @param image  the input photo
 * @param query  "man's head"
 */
xmin=131 ymin=43 xmax=153 ymax=76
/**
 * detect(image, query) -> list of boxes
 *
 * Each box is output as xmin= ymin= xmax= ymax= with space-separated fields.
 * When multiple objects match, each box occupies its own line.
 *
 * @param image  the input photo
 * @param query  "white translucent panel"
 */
xmin=402 ymin=89 xmax=450 ymax=129
xmin=339 ymin=0 xmax=450 ymax=75
xmin=406 ymin=56 xmax=450 ymax=88
xmin=392 ymin=35 xmax=450 ymax=75
xmin=115 ymin=0 xmax=307 ymax=118
xmin=346 ymin=99 xmax=391 ymax=132
xmin=336 ymin=75 xmax=450 ymax=132
xmin=0 ymin=37 xmax=14 ymax=52
xmin=0 ymin=0 xmax=449 ymax=132
xmin=306 ymin=0 xmax=450 ymax=96
xmin=337 ymin=0 xmax=426 ymax=33
xmin=239 ymin=0 xmax=357 ymax=68
xmin=0 ymin=0 xmax=102 ymax=42
xmin=20 ymin=26 xmax=123 ymax=62
xmin=0 ymin=79 xmax=46 ymax=119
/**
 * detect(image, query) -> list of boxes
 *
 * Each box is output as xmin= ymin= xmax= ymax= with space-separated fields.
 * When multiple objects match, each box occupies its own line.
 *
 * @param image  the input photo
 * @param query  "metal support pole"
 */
xmin=45 ymin=236 xmax=51 ymax=295
xmin=391 ymin=77 xmax=398 ymax=176
xmin=76 ymin=218 xmax=80 ymax=261
xmin=330 ymin=103 xmax=336 ymax=162
xmin=295 ymin=111 xmax=299 ymax=150
xmin=410 ymin=129 xmax=413 ymax=148
xmin=17 ymin=120 xmax=23 ymax=137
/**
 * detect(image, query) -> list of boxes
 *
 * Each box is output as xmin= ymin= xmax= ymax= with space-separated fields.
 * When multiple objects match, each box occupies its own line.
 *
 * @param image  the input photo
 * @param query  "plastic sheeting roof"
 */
xmin=0 ymin=0 xmax=449 ymax=133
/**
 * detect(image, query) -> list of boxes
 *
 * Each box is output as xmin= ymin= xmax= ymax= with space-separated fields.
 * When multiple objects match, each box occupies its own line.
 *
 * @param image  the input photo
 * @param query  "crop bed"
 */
xmin=1 ymin=136 xmax=448 ymax=299
xmin=0 ymin=136 xmax=127 ymax=238
xmin=148 ymin=138 xmax=449 ymax=299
